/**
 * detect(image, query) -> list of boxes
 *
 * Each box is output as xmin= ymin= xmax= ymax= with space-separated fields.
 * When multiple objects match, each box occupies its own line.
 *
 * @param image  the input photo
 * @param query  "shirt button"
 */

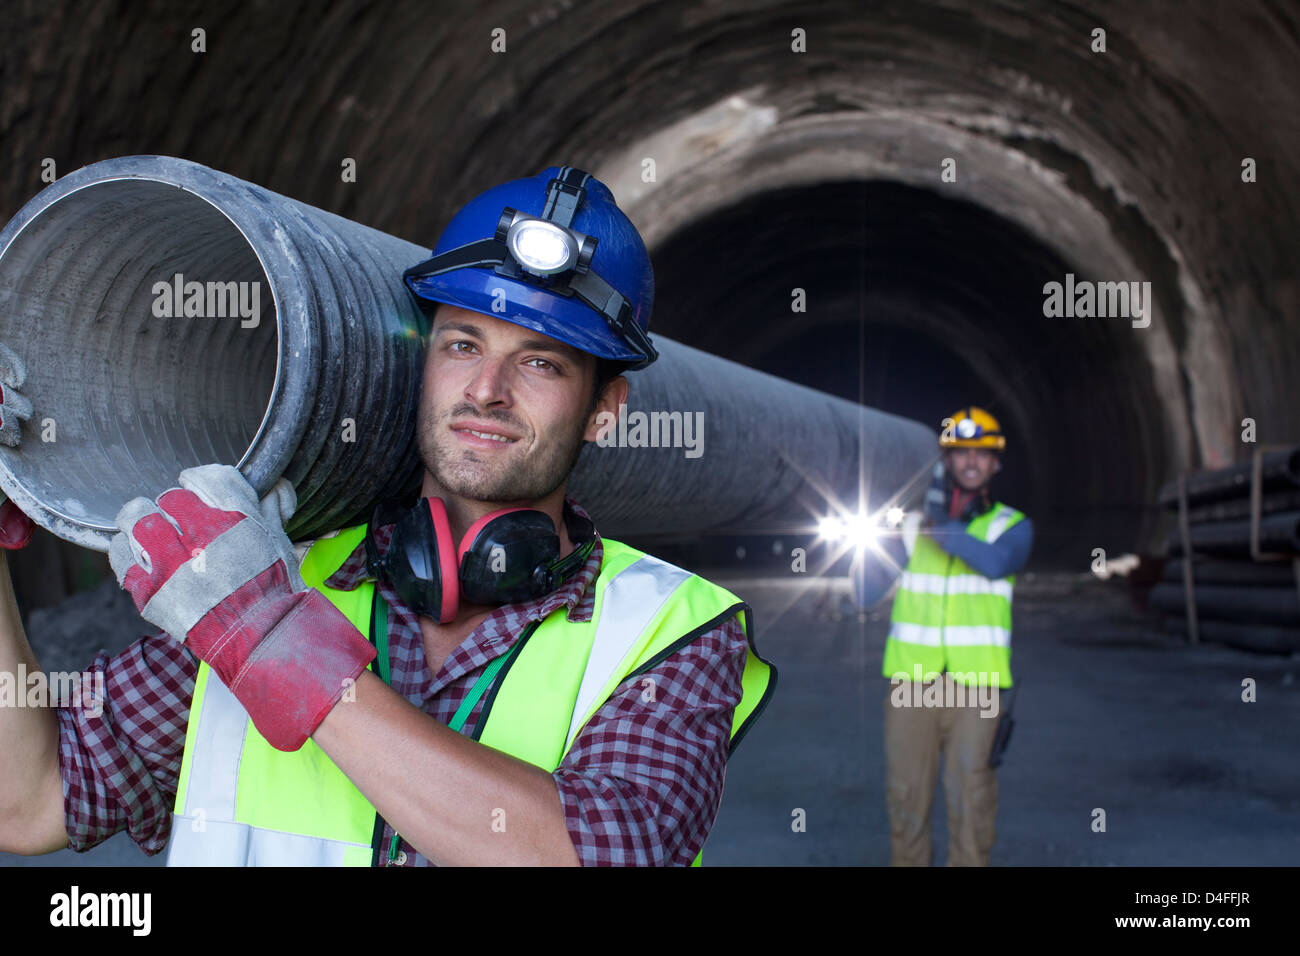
xmin=391 ymin=850 xmax=408 ymax=866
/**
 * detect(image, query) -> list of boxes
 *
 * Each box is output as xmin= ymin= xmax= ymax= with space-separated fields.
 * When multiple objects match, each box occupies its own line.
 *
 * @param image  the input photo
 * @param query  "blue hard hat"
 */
xmin=403 ymin=166 xmax=657 ymax=369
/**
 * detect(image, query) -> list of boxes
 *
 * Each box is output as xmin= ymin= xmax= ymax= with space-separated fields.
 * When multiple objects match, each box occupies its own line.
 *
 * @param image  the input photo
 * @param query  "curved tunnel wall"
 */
xmin=4 ymin=0 xmax=1297 ymax=567
xmin=648 ymin=179 xmax=1178 ymax=561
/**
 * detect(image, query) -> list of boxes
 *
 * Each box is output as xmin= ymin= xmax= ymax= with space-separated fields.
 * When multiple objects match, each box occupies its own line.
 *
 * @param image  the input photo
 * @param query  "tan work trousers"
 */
xmin=883 ymin=673 xmax=1002 ymax=866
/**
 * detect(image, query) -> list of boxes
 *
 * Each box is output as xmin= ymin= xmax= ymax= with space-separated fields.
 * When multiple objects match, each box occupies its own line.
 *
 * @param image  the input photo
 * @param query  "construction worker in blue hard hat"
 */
xmin=851 ymin=406 xmax=1032 ymax=866
xmin=396 ymin=166 xmax=661 ymax=507
xmin=16 ymin=164 xmax=772 ymax=868
xmin=403 ymin=165 xmax=659 ymax=371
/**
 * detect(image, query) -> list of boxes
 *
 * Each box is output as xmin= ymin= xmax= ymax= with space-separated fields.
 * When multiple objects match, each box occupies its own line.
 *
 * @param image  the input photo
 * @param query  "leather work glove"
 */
xmin=109 ymin=463 xmax=376 ymax=751
xmin=0 ymin=342 xmax=36 ymax=550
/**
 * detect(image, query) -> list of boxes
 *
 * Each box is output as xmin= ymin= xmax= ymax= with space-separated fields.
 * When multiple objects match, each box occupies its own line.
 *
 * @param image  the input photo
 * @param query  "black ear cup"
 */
xmin=459 ymin=511 xmax=560 ymax=606
xmin=366 ymin=496 xmax=592 ymax=620
xmin=366 ymin=496 xmax=461 ymax=621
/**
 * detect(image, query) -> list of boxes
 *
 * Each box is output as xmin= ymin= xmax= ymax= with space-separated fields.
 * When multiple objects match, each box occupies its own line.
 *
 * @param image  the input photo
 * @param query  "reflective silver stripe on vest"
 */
xmin=179 ymin=674 xmax=246 ymax=821
xmin=941 ymin=625 xmax=1011 ymax=647
xmin=167 ymin=673 xmax=371 ymax=866
xmin=886 ymin=621 xmax=1010 ymax=648
xmin=168 ymin=673 xmax=248 ymax=865
xmin=985 ymin=506 xmax=1018 ymax=542
xmin=169 ymin=817 xmax=367 ymax=866
xmin=888 ymin=621 xmax=943 ymax=646
xmin=170 ymin=818 xmax=364 ymax=866
xmin=565 ymin=555 xmax=692 ymax=752
xmin=900 ymin=572 xmax=1013 ymax=599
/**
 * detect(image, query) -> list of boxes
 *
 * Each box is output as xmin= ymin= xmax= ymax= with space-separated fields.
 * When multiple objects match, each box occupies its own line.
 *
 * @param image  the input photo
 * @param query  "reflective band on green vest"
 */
xmin=883 ymin=503 xmax=1024 ymax=689
xmin=899 ymin=573 xmax=1013 ymax=600
xmin=168 ymin=527 xmax=775 ymax=866
xmin=169 ymin=666 xmax=376 ymax=866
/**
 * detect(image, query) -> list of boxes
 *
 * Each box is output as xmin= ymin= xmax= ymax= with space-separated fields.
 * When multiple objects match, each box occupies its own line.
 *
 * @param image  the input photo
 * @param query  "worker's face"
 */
xmin=944 ymin=447 xmax=1000 ymax=492
xmin=417 ymin=305 xmax=624 ymax=503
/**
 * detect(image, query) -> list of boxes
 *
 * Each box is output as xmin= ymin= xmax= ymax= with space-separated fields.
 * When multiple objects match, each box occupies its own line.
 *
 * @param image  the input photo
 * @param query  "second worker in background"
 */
xmin=852 ymin=407 xmax=1033 ymax=866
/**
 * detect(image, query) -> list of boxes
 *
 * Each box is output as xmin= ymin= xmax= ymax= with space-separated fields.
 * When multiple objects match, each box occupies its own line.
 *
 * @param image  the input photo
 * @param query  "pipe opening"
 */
xmin=0 ymin=179 xmax=277 ymax=538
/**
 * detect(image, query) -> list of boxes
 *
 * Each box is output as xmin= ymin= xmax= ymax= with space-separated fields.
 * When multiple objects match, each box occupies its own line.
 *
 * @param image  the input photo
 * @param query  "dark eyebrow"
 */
xmin=517 ymin=337 xmax=582 ymax=361
xmin=435 ymin=321 xmax=582 ymax=364
xmin=434 ymin=321 xmax=485 ymax=339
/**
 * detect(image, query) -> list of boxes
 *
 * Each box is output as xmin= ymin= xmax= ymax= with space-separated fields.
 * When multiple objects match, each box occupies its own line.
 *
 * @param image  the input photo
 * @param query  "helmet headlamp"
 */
xmin=939 ymin=407 xmax=1006 ymax=450
xmin=499 ymin=212 xmax=593 ymax=277
xmin=403 ymin=166 xmax=657 ymax=369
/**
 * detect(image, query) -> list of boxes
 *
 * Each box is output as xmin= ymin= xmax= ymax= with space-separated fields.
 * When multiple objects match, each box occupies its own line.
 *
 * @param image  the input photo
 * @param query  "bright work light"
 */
xmin=818 ymin=512 xmax=885 ymax=549
xmin=845 ymin=514 xmax=879 ymax=549
xmin=818 ymin=516 xmax=844 ymax=541
xmin=506 ymin=217 xmax=580 ymax=275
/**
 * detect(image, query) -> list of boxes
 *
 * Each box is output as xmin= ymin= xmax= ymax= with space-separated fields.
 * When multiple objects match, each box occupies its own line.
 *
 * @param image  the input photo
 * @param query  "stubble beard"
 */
xmin=420 ymin=401 xmax=589 ymax=503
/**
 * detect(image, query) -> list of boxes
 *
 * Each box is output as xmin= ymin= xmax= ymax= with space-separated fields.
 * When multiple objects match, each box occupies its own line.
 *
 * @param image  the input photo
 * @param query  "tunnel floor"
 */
xmin=3 ymin=570 xmax=1296 ymax=867
xmin=705 ymin=571 xmax=1299 ymax=866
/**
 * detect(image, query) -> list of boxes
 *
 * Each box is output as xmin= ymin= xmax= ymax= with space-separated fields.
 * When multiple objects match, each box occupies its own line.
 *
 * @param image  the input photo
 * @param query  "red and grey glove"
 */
xmin=108 ymin=463 xmax=376 ymax=751
xmin=0 ymin=342 xmax=36 ymax=550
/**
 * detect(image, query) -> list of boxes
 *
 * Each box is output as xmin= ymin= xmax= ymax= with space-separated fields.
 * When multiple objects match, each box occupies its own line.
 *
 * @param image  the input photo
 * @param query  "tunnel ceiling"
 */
xmin=4 ymin=0 xmax=1298 ymax=561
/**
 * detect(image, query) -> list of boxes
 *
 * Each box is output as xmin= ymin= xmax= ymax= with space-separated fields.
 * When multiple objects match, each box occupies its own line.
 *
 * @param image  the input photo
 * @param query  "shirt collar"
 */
xmin=322 ymin=495 xmax=601 ymax=624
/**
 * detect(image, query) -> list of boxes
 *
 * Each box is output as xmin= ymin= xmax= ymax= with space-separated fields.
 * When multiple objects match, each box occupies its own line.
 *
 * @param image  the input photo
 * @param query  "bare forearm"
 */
xmin=313 ymin=670 xmax=580 ymax=866
xmin=0 ymin=550 xmax=68 ymax=853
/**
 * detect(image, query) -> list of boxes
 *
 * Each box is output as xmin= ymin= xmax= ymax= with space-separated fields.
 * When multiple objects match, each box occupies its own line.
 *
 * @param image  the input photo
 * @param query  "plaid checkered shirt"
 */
xmin=55 ymin=498 xmax=749 ymax=866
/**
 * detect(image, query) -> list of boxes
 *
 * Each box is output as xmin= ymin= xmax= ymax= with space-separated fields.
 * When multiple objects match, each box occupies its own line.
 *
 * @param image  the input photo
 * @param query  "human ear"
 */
xmin=584 ymin=375 xmax=628 ymax=442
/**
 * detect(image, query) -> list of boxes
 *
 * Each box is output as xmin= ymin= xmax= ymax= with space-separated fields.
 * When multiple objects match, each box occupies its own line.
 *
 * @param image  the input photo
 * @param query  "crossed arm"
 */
xmin=927 ymin=517 xmax=1034 ymax=579
xmin=850 ymin=517 xmax=1034 ymax=609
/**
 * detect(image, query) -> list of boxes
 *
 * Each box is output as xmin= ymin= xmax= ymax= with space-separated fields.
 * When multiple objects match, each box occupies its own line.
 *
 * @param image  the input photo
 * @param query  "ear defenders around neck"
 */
xmin=364 ymin=496 xmax=594 ymax=622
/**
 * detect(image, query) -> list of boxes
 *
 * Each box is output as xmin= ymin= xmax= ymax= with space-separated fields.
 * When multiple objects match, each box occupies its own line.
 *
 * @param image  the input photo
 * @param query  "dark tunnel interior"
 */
xmin=4 ymin=0 xmax=1297 ymax=575
xmin=651 ymin=180 xmax=1172 ymax=565
xmin=0 ymin=0 xmax=1298 ymax=873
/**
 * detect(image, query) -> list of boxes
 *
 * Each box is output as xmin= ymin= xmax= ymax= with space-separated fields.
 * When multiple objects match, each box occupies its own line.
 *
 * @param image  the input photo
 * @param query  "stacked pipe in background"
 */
xmin=1150 ymin=447 xmax=1300 ymax=653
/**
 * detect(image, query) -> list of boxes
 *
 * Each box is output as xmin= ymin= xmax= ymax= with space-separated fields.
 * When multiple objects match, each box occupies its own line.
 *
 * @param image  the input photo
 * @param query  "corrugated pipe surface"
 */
xmin=0 ymin=156 xmax=935 ymax=551
xmin=0 ymin=156 xmax=428 ymax=549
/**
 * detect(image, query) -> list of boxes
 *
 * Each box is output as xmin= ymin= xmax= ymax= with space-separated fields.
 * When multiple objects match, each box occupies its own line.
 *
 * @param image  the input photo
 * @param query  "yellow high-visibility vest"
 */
xmin=168 ymin=526 xmax=775 ymax=866
xmin=883 ymin=503 xmax=1025 ymax=689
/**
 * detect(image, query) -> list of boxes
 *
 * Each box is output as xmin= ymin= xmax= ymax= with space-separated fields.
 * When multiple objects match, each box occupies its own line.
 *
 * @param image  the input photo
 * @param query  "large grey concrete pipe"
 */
xmin=0 ymin=156 xmax=934 ymax=551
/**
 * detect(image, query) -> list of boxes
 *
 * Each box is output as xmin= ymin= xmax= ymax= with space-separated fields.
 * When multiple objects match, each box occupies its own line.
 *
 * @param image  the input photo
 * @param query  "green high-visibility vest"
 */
xmin=882 ymin=503 xmax=1025 ymax=689
xmin=168 ymin=527 xmax=775 ymax=866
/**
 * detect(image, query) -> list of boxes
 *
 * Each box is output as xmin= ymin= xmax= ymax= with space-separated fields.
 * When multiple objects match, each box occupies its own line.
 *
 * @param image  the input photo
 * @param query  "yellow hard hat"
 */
xmin=940 ymin=407 xmax=1006 ymax=450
